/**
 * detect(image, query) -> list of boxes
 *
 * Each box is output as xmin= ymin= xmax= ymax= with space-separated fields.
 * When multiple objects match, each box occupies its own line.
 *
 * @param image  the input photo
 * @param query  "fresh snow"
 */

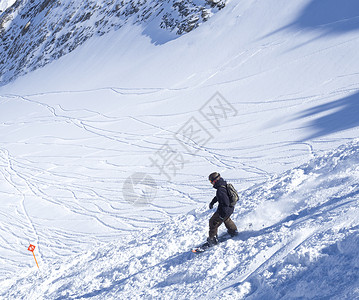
xmin=2 ymin=141 xmax=359 ymax=299
xmin=1 ymin=0 xmax=359 ymax=298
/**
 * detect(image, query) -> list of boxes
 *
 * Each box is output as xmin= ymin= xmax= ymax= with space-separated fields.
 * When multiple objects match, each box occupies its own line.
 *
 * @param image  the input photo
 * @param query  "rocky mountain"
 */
xmin=0 ymin=0 xmax=226 ymax=85
xmin=0 ymin=0 xmax=16 ymax=13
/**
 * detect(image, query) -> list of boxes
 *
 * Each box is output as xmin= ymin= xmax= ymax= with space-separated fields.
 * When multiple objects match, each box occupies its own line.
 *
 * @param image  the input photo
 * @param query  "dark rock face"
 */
xmin=0 ymin=0 xmax=226 ymax=85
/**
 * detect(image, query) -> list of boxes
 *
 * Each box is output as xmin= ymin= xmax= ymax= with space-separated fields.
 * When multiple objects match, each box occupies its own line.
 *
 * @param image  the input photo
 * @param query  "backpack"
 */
xmin=222 ymin=183 xmax=239 ymax=207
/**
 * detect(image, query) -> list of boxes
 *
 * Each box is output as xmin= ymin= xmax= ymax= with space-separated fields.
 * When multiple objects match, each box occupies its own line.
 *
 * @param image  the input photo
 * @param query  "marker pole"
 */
xmin=28 ymin=244 xmax=39 ymax=269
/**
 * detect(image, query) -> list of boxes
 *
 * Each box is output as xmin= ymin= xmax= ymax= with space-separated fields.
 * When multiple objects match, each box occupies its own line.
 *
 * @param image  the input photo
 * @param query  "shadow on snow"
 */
xmin=293 ymin=0 xmax=359 ymax=34
xmin=265 ymin=0 xmax=359 ymax=38
xmin=296 ymin=91 xmax=359 ymax=141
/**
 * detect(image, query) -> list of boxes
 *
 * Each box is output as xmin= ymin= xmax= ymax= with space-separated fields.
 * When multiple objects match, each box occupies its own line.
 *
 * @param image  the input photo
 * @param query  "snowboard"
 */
xmin=191 ymin=232 xmax=237 ymax=253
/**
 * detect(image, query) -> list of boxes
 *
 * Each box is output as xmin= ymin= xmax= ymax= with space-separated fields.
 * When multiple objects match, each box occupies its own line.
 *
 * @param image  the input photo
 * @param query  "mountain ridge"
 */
xmin=0 ymin=0 xmax=226 ymax=85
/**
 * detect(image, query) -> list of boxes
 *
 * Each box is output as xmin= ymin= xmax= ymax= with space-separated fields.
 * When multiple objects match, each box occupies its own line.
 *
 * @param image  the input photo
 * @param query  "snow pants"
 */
xmin=209 ymin=212 xmax=237 ymax=238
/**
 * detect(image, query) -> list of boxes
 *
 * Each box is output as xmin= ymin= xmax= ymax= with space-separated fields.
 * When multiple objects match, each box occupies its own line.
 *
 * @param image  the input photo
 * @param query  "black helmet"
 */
xmin=208 ymin=172 xmax=220 ymax=183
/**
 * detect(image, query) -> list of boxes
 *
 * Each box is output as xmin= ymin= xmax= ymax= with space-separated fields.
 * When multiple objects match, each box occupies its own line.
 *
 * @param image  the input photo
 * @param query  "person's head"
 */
xmin=208 ymin=172 xmax=221 ymax=185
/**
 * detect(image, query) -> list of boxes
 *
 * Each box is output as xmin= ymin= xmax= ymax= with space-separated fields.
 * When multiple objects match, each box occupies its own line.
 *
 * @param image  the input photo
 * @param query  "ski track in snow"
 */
xmin=1 ymin=0 xmax=359 ymax=297
xmin=2 ymin=140 xmax=359 ymax=299
xmin=1 ymin=48 xmax=358 ymax=289
xmin=0 ymin=84 xmax=318 ymax=282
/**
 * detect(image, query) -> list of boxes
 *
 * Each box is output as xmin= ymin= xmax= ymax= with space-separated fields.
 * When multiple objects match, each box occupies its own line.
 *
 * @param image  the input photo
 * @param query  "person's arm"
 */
xmin=216 ymin=187 xmax=230 ymax=218
xmin=209 ymin=196 xmax=217 ymax=209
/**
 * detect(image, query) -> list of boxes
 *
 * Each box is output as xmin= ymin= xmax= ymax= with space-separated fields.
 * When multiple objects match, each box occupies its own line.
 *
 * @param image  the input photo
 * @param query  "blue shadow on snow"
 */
xmin=293 ymin=0 xmax=359 ymax=34
xmin=296 ymin=91 xmax=359 ymax=141
xmin=267 ymin=0 xmax=359 ymax=37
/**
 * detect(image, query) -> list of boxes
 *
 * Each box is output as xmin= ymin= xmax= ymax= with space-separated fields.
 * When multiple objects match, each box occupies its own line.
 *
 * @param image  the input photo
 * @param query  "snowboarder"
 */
xmin=207 ymin=172 xmax=238 ymax=246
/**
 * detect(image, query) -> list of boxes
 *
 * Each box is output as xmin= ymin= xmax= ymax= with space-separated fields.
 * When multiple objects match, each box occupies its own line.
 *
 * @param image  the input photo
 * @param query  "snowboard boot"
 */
xmin=207 ymin=235 xmax=219 ymax=247
xmin=228 ymin=229 xmax=239 ymax=237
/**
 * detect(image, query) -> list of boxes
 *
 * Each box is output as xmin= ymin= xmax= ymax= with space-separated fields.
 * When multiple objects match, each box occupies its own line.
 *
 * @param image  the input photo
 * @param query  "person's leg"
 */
xmin=224 ymin=217 xmax=238 ymax=235
xmin=209 ymin=212 xmax=223 ymax=238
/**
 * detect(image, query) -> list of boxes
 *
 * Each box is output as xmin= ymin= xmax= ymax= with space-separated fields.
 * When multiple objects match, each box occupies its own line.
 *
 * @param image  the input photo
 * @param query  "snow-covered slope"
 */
xmin=2 ymin=140 xmax=359 ymax=299
xmin=0 ymin=0 xmax=225 ymax=85
xmin=1 ymin=0 xmax=359 ymax=298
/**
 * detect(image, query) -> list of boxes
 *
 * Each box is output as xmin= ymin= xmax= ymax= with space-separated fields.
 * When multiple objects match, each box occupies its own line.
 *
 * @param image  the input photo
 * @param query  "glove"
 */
xmin=209 ymin=202 xmax=214 ymax=209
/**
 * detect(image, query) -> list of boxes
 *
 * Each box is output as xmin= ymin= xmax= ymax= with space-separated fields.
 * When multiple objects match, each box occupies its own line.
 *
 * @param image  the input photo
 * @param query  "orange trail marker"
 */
xmin=27 ymin=244 xmax=39 ymax=269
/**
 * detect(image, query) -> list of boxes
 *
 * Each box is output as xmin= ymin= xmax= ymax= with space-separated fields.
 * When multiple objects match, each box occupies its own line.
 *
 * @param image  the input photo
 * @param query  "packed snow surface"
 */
xmin=1 ymin=0 xmax=359 ymax=298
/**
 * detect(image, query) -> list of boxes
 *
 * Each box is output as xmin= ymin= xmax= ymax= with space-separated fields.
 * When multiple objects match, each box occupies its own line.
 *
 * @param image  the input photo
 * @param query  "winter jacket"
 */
xmin=210 ymin=178 xmax=234 ymax=220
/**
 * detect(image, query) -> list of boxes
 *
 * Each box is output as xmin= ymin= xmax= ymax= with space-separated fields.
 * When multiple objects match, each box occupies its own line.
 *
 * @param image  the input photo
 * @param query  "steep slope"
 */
xmin=2 ymin=140 xmax=359 ymax=299
xmin=0 ymin=0 xmax=225 ymax=85
xmin=0 ymin=0 xmax=359 ymax=295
